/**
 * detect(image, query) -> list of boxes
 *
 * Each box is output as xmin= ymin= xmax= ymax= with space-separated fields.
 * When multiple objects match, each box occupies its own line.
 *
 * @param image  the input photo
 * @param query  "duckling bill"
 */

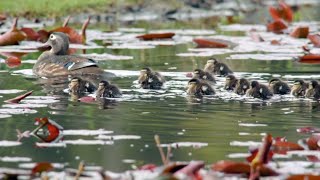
xmin=187 ymin=78 xmax=215 ymax=97
xmin=33 ymin=32 xmax=114 ymax=77
xmin=204 ymin=58 xmax=233 ymax=76
xmin=138 ymin=67 xmax=165 ymax=89
xmin=247 ymin=81 xmax=273 ymax=100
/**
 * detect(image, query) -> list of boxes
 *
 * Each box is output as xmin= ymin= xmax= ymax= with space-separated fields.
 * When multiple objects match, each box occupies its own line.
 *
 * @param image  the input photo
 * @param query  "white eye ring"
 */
xmin=50 ymin=34 xmax=56 ymax=40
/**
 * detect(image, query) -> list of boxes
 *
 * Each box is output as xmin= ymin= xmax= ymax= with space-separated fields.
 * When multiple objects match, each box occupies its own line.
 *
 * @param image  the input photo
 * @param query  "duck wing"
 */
xmin=60 ymin=56 xmax=99 ymax=71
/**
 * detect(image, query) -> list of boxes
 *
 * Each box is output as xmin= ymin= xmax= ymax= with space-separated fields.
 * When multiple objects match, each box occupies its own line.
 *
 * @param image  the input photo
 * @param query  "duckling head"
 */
xmin=269 ymin=78 xmax=280 ymax=85
xmin=68 ymin=77 xmax=80 ymax=93
xmin=96 ymin=80 xmax=110 ymax=97
xmin=138 ymin=67 xmax=152 ymax=83
xmin=193 ymin=69 xmax=205 ymax=78
xmin=250 ymin=81 xmax=259 ymax=88
xmin=187 ymin=78 xmax=201 ymax=95
xmin=225 ymin=74 xmax=236 ymax=89
xmin=309 ymin=80 xmax=319 ymax=89
xmin=42 ymin=32 xmax=69 ymax=55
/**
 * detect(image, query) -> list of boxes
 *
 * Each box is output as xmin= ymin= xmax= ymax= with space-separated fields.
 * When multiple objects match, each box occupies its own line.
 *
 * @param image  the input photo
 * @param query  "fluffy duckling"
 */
xmin=305 ymin=80 xmax=320 ymax=99
xmin=68 ymin=77 xmax=95 ymax=94
xmin=247 ymin=81 xmax=273 ymax=100
xmin=291 ymin=80 xmax=308 ymax=97
xmin=96 ymin=80 xmax=122 ymax=98
xmin=224 ymin=75 xmax=238 ymax=91
xmin=204 ymin=58 xmax=233 ymax=76
xmin=186 ymin=78 xmax=215 ymax=96
xmin=138 ymin=67 xmax=165 ymax=89
xmin=234 ymin=78 xmax=250 ymax=95
xmin=192 ymin=68 xmax=216 ymax=84
xmin=269 ymin=78 xmax=291 ymax=95
xmin=34 ymin=32 xmax=114 ymax=77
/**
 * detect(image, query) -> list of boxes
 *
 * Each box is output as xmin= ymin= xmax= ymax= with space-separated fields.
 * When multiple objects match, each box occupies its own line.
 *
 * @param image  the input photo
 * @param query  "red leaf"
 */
xmin=45 ymin=123 xmax=60 ymax=142
xmin=268 ymin=2 xmax=293 ymax=23
xmin=307 ymin=135 xmax=320 ymax=150
xmin=4 ymin=90 xmax=33 ymax=104
xmin=269 ymin=6 xmax=282 ymax=21
xmin=193 ymin=38 xmax=229 ymax=48
xmin=37 ymin=29 xmax=50 ymax=43
xmin=20 ymin=28 xmax=40 ymax=41
xmin=0 ymin=18 xmax=26 ymax=46
xmin=267 ymin=19 xmax=288 ymax=34
xmin=139 ymin=164 xmax=157 ymax=171
xmin=297 ymin=126 xmax=320 ymax=134
xmin=270 ymin=39 xmax=281 ymax=45
xmin=308 ymin=34 xmax=320 ymax=47
xmin=290 ymin=26 xmax=309 ymax=38
xmin=31 ymin=162 xmax=53 ymax=175
xmin=272 ymin=141 xmax=304 ymax=153
xmin=287 ymin=174 xmax=320 ymax=180
xmin=173 ymin=161 xmax=204 ymax=179
xmin=137 ymin=33 xmax=175 ymax=40
xmin=299 ymin=54 xmax=320 ymax=64
xmin=79 ymin=96 xmax=96 ymax=103
xmin=5 ymin=56 xmax=21 ymax=68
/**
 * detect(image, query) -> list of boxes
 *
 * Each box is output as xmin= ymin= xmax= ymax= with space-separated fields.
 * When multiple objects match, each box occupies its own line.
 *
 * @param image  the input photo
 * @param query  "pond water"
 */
xmin=1 ymin=17 xmax=320 ymax=175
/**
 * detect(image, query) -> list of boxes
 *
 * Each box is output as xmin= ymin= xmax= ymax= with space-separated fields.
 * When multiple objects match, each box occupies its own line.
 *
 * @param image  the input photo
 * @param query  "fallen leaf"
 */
xmin=308 ymin=34 xmax=320 ymax=47
xmin=173 ymin=161 xmax=204 ymax=179
xmin=5 ymin=56 xmax=21 ymax=68
xmin=299 ymin=54 xmax=320 ymax=64
xmin=290 ymin=26 xmax=309 ymax=38
xmin=20 ymin=27 xmax=40 ymax=41
xmin=193 ymin=38 xmax=229 ymax=48
xmin=272 ymin=141 xmax=304 ymax=153
xmin=270 ymin=39 xmax=281 ymax=45
xmin=307 ymin=135 xmax=320 ymax=150
xmin=137 ymin=33 xmax=175 ymax=40
xmin=31 ymin=162 xmax=53 ymax=175
xmin=267 ymin=19 xmax=288 ymax=34
xmin=4 ymin=91 xmax=33 ymax=103
xmin=297 ymin=126 xmax=320 ymax=134
xmin=0 ymin=18 xmax=26 ymax=46
xmin=79 ymin=96 xmax=96 ymax=103
xmin=268 ymin=1 xmax=293 ymax=23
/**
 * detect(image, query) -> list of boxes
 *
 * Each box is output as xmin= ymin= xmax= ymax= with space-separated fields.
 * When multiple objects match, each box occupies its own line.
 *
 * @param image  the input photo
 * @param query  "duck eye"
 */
xmin=50 ymin=34 xmax=56 ymax=40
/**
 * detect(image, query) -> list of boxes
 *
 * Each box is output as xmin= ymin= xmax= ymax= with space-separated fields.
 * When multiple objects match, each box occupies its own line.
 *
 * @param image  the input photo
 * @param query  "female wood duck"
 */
xmin=269 ymin=78 xmax=291 ymax=95
xmin=138 ymin=67 xmax=165 ymax=89
xmin=204 ymin=58 xmax=233 ymax=76
xmin=224 ymin=75 xmax=238 ymax=90
xmin=33 ymin=32 xmax=114 ymax=77
xmin=235 ymin=78 xmax=250 ymax=95
xmin=305 ymin=80 xmax=320 ymax=99
xmin=187 ymin=78 xmax=215 ymax=97
xmin=247 ymin=81 xmax=273 ymax=100
xmin=96 ymin=80 xmax=122 ymax=98
xmin=291 ymin=80 xmax=308 ymax=97
xmin=192 ymin=69 xmax=216 ymax=84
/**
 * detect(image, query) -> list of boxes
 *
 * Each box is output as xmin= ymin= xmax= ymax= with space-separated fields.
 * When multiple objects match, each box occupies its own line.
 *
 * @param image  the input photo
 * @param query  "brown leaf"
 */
xmin=4 ymin=90 xmax=33 ymax=104
xmin=270 ymin=39 xmax=281 ymax=45
xmin=308 ymin=34 xmax=320 ymax=47
xmin=5 ymin=56 xmax=21 ymax=68
xmin=31 ymin=162 xmax=53 ymax=175
xmin=20 ymin=27 xmax=40 ymax=41
xmin=137 ymin=33 xmax=175 ymax=40
xmin=173 ymin=161 xmax=204 ymax=178
xmin=161 ymin=162 xmax=188 ymax=174
xmin=287 ymin=174 xmax=320 ymax=180
xmin=307 ymin=135 xmax=320 ymax=150
xmin=272 ymin=141 xmax=304 ymax=153
xmin=268 ymin=2 xmax=293 ymax=23
xmin=299 ymin=54 xmax=320 ymax=64
xmin=193 ymin=38 xmax=229 ymax=48
xmin=0 ymin=18 xmax=26 ymax=46
xmin=37 ymin=29 xmax=50 ymax=43
xmin=290 ymin=26 xmax=309 ymax=38
xmin=267 ymin=19 xmax=288 ymax=34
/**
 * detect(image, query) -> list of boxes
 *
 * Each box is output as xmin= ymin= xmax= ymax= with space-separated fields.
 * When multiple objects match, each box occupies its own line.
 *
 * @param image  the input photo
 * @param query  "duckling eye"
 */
xmin=50 ymin=34 xmax=56 ymax=40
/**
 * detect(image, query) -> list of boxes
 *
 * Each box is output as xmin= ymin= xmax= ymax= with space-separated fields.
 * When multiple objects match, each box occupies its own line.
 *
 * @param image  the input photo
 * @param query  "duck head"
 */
xmin=204 ymin=59 xmax=217 ymax=72
xmin=250 ymin=81 xmax=259 ymax=89
xmin=225 ymin=74 xmax=237 ymax=89
xmin=193 ymin=69 xmax=205 ymax=79
xmin=309 ymin=80 xmax=319 ymax=89
xmin=39 ymin=32 xmax=69 ymax=55
xmin=187 ymin=78 xmax=201 ymax=95
xmin=68 ymin=77 xmax=80 ymax=93
xmin=236 ymin=78 xmax=250 ymax=95
xmin=138 ymin=67 xmax=152 ymax=83
xmin=269 ymin=78 xmax=280 ymax=86
xmin=96 ymin=80 xmax=110 ymax=97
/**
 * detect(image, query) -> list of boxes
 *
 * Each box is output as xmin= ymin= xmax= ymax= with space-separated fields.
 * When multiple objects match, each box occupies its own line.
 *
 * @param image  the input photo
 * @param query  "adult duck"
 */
xmin=33 ymin=32 xmax=114 ymax=77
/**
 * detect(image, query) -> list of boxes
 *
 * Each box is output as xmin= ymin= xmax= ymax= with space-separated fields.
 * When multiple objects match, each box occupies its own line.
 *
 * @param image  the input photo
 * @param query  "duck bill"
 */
xmin=37 ymin=43 xmax=51 ymax=51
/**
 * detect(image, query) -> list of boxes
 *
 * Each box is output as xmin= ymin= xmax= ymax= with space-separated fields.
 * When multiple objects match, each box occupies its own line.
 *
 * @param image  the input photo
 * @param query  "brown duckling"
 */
xmin=305 ymin=80 xmax=320 ymax=99
xmin=68 ymin=77 xmax=95 ymax=94
xmin=224 ymin=75 xmax=238 ymax=91
xmin=96 ymin=80 xmax=122 ymax=98
xmin=33 ymin=32 xmax=114 ymax=77
xmin=192 ymin=68 xmax=216 ymax=84
xmin=234 ymin=78 xmax=250 ymax=95
xmin=186 ymin=78 xmax=215 ymax=97
xmin=204 ymin=58 xmax=233 ymax=76
xmin=291 ymin=80 xmax=308 ymax=97
xmin=247 ymin=81 xmax=273 ymax=100
xmin=269 ymin=78 xmax=291 ymax=95
xmin=138 ymin=67 xmax=165 ymax=89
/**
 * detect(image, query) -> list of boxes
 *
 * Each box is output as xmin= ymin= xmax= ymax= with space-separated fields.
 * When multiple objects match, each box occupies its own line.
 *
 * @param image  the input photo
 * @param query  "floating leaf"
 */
xmin=5 ymin=56 xmax=21 ymax=68
xmin=290 ymin=26 xmax=309 ymax=38
xmin=307 ymin=135 xmax=320 ymax=150
xmin=0 ymin=18 xmax=26 ymax=46
xmin=31 ymin=162 xmax=53 ymax=175
xmin=193 ymin=38 xmax=231 ymax=48
xmin=79 ymin=96 xmax=96 ymax=103
xmin=308 ymin=34 xmax=320 ymax=47
xmin=173 ymin=161 xmax=204 ymax=179
xmin=4 ymin=91 xmax=33 ymax=103
xmin=267 ymin=19 xmax=288 ymax=34
xmin=268 ymin=2 xmax=293 ymax=23
xmin=297 ymin=127 xmax=320 ymax=134
xmin=137 ymin=33 xmax=175 ymax=40
xmin=20 ymin=28 xmax=40 ymax=41
xmin=299 ymin=54 xmax=320 ymax=64
xmin=272 ymin=141 xmax=304 ymax=153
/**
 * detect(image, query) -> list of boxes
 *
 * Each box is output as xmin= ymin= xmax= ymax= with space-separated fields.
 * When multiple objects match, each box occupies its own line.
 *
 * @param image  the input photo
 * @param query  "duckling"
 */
xmin=33 ymin=32 xmax=114 ymax=77
xmin=235 ymin=78 xmax=250 ymax=95
xmin=204 ymin=58 xmax=233 ymax=76
xmin=138 ymin=67 xmax=165 ymax=89
xmin=269 ymin=78 xmax=291 ymax=95
xmin=68 ymin=77 xmax=95 ymax=94
xmin=186 ymin=78 xmax=215 ymax=96
xmin=96 ymin=80 xmax=122 ymax=98
xmin=247 ymin=81 xmax=273 ymax=100
xmin=291 ymin=80 xmax=308 ymax=97
xmin=224 ymin=75 xmax=238 ymax=90
xmin=192 ymin=68 xmax=216 ymax=84
xmin=306 ymin=80 xmax=320 ymax=99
